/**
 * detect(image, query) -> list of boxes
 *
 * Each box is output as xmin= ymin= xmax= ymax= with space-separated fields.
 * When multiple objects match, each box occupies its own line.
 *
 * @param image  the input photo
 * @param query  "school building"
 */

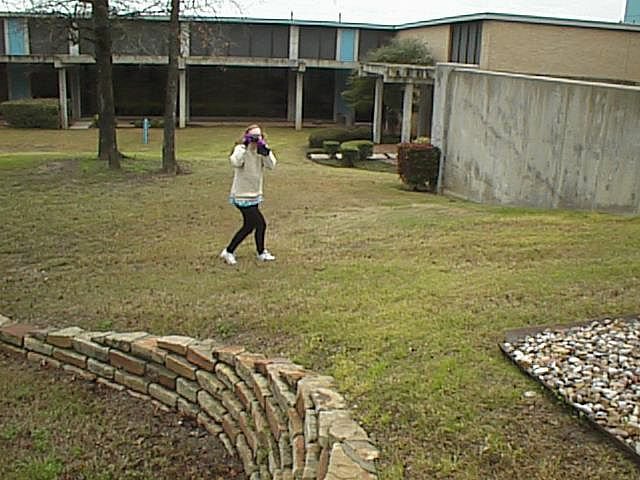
xmin=1 ymin=11 xmax=640 ymax=140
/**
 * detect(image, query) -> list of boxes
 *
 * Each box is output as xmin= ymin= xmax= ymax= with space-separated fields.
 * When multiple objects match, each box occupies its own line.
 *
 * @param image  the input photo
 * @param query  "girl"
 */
xmin=220 ymin=124 xmax=277 ymax=265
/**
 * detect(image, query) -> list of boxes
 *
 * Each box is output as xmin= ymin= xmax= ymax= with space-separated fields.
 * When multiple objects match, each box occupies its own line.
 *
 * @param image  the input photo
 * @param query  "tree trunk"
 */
xmin=162 ymin=0 xmax=180 ymax=174
xmin=93 ymin=0 xmax=121 ymax=169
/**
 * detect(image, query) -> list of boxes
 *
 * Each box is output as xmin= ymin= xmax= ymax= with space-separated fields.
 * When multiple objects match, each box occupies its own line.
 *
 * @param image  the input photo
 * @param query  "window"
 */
xmin=358 ymin=30 xmax=393 ymax=61
xmin=449 ymin=21 xmax=482 ymax=64
xmin=299 ymin=27 xmax=336 ymax=60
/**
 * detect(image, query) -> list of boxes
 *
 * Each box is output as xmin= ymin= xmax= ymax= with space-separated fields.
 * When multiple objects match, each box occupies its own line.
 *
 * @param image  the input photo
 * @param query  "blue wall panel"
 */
xmin=625 ymin=0 xmax=640 ymax=23
xmin=7 ymin=18 xmax=27 ymax=55
xmin=339 ymin=29 xmax=356 ymax=61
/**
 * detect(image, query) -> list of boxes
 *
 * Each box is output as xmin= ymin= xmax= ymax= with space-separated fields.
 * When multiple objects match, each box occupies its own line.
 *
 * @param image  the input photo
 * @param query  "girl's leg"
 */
xmin=226 ymin=206 xmax=258 ymax=253
xmin=253 ymin=207 xmax=267 ymax=254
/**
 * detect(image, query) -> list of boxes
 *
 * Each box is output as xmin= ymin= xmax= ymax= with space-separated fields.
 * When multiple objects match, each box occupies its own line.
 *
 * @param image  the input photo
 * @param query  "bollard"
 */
xmin=142 ymin=117 xmax=150 ymax=144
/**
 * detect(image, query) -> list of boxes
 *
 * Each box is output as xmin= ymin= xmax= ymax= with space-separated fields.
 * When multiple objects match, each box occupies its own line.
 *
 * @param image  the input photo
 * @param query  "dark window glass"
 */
xmin=449 ymin=21 xmax=482 ymax=64
xmin=358 ymin=30 xmax=393 ymax=61
xmin=450 ymin=26 xmax=460 ymax=62
xmin=30 ymin=64 xmax=58 ymax=97
xmin=78 ymin=20 xmax=94 ymax=56
xmin=251 ymin=25 xmax=274 ymax=57
xmin=227 ymin=27 xmax=251 ymax=56
xmin=112 ymin=20 xmax=169 ymax=56
xmin=0 ymin=64 xmax=6 ymax=101
xmin=190 ymin=66 xmax=287 ymax=117
xmin=113 ymin=65 xmax=167 ymax=115
xmin=29 ymin=18 xmax=69 ymax=54
xmin=271 ymin=27 xmax=289 ymax=58
xmin=191 ymin=23 xmax=289 ymax=58
xmin=303 ymin=68 xmax=334 ymax=119
xmin=300 ymin=27 xmax=336 ymax=60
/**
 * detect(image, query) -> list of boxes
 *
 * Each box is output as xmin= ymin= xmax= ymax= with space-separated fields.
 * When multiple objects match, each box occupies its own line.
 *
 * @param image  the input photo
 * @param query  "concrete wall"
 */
xmin=433 ymin=65 xmax=640 ymax=213
xmin=395 ymin=24 xmax=451 ymax=63
xmin=480 ymin=20 xmax=640 ymax=84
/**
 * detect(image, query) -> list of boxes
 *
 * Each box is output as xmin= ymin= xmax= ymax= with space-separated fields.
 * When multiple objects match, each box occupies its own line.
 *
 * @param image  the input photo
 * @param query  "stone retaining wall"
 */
xmin=0 ymin=314 xmax=379 ymax=480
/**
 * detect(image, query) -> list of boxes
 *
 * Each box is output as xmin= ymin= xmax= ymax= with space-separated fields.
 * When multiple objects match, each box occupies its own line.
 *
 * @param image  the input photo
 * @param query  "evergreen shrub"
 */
xmin=397 ymin=143 xmax=441 ymax=192
xmin=322 ymin=140 xmax=340 ymax=158
xmin=0 ymin=98 xmax=60 ymax=128
xmin=340 ymin=140 xmax=374 ymax=161
xmin=131 ymin=118 xmax=165 ymax=128
xmin=308 ymin=126 xmax=372 ymax=148
xmin=339 ymin=145 xmax=359 ymax=167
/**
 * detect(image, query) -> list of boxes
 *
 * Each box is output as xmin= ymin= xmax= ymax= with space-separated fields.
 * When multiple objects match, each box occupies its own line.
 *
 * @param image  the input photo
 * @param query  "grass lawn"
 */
xmin=1 ymin=125 xmax=640 ymax=479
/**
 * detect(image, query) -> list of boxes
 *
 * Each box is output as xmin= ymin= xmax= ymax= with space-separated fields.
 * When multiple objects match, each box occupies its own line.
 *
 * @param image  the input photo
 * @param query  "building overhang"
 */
xmin=1 ymin=54 xmax=360 ymax=72
xmin=360 ymin=62 xmax=435 ymax=84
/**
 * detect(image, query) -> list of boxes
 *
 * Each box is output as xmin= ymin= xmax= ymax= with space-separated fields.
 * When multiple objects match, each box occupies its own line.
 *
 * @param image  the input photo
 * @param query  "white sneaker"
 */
xmin=257 ymin=250 xmax=276 ymax=262
xmin=219 ymin=249 xmax=237 ymax=265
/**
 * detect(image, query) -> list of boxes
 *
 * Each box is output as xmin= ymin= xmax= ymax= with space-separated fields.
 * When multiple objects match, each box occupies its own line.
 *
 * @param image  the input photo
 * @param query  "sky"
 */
xmin=1 ymin=0 xmax=629 ymax=25
xmin=219 ymin=0 xmax=629 ymax=25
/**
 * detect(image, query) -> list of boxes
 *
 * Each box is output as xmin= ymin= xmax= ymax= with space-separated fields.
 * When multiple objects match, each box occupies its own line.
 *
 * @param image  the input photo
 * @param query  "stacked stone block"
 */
xmin=0 ymin=314 xmax=379 ymax=479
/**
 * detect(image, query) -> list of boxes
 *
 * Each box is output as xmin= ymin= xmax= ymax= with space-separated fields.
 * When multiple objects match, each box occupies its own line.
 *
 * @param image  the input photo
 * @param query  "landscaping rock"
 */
xmin=503 ymin=316 xmax=640 ymax=455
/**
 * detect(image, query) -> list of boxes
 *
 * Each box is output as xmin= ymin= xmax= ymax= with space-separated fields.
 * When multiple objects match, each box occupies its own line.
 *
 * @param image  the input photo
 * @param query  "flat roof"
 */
xmin=396 ymin=12 xmax=640 ymax=32
xmin=1 ymin=11 xmax=639 ymax=32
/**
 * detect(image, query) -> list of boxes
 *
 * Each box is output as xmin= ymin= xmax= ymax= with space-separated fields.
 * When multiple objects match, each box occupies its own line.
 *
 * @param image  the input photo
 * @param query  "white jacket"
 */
xmin=228 ymin=144 xmax=277 ymax=202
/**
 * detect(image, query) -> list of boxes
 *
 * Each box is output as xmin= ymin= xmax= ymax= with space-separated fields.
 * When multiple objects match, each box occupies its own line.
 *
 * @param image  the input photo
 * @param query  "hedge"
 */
xmin=339 ymin=145 xmax=359 ymax=167
xmin=308 ymin=126 xmax=372 ymax=148
xmin=131 ymin=118 xmax=165 ymax=128
xmin=0 ymin=98 xmax=60 ymax=128
xmin=340 ymin=140 xmax=374 ymax=161
xmin=397 ymin=143 xmax=441 ymax=192
xmin=322 ymin=140 xmax=340 ymax=158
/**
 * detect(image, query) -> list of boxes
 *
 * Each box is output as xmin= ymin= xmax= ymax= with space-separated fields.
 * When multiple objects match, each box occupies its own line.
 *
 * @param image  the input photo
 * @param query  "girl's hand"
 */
xmin=256 ymin=138 xmax=271 ymax=156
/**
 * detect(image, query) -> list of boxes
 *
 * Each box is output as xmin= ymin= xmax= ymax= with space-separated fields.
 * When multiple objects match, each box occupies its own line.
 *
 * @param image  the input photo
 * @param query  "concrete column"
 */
xmin=353 ymin=29 xmax=360 ymax=61
xmin=417 ymin=84 xmax=433 ymax=138
xmin=69 ymin=21 xmax=80 ymax=55
xmin=372 ymin=76 xmax=383 ymax=144
xmin=58 ymin=67 xmax=68 ymax=129
xmin=69 ymin=39 xmax=80 ymax=56
xmin=287 ymin=70 xmax=295 ymax=122
xmin=69 ymin=68 xmax=81 ymax=121
xmin=185 ymin=69 xmax=190 ymax=122
xmin=289 ymin=26 xmax=299 ymax=60
xmin=400 ymin=82 xmax=413 ymax=143
xmin=180 ymin=22 xmax=190 ymax=57
xmin=179 ymin=68 xmax=187 ymax=128
xmin=295 ymin=70 xmax=304 ymax=130
xmin=431 ymin=63 xmax=458 ymax=193
xmin=431 ymin=64 xmax=457 ymax=149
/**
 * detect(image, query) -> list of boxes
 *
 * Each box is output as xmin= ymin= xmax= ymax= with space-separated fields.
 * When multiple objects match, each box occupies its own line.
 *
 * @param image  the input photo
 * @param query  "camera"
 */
xmin=244 ymin=133 xmax=261 ymax=144
xmin=257 ymin=143 xmax=270 ymax=156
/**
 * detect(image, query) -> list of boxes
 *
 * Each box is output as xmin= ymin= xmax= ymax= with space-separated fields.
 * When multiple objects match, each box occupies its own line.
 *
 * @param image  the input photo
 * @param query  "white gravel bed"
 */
xmin=502 ymin=316 xmax=640 ymax=456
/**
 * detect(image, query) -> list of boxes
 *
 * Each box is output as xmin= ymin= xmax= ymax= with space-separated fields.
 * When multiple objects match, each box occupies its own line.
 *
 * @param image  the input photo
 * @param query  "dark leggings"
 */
xmin=226 ymin=204 xmax=266 ymax=254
